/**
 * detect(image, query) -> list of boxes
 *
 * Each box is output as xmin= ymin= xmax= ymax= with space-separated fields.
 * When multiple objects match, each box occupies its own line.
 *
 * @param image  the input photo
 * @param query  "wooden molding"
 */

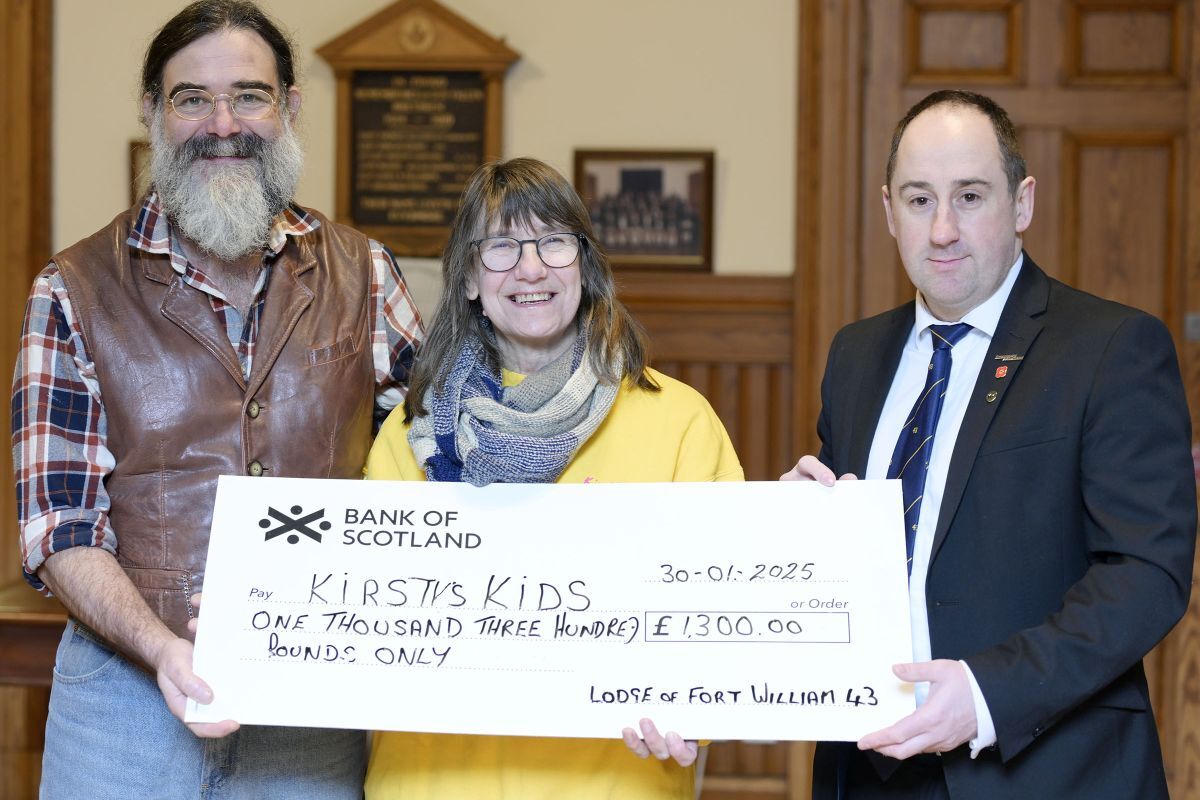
xmin=617 ymin=272 xmax=791 ymax=311
xmin=905 ymin=0 xmax=1024 ymax=85
xmin=617 ymin=275 xmax=790 ymax=371
xmin=0 ymin=2 xmax=53 ymax=795
xmin=1059 ymin=130 xmax=1182 ymax=337
xmin=1064 ymin=0 xmax=1187 ymax=86
xmin=315 ymin=0 xmax=519 ymax=72
xmin=0 ymin=0 xmax=51 ymax=585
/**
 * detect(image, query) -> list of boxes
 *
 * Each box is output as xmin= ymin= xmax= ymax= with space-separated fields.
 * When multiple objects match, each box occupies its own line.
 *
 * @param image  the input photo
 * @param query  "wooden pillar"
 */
xmin=0 ymin=1 xmax=53 ymax=798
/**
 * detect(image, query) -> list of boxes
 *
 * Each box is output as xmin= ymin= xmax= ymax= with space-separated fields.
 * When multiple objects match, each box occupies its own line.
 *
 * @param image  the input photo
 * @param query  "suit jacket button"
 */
xmin=248 ymin=460 xmax=264 ymax=477
xmin=247 ymin=400 xmax=261 ymax=419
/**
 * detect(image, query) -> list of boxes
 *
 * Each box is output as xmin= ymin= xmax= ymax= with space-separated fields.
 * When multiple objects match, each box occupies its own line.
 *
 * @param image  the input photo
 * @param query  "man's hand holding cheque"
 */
xmin=857 ymin=660 xmax=978 ymax=760
xmin=780 ymin=456 xmax=979 ymax=761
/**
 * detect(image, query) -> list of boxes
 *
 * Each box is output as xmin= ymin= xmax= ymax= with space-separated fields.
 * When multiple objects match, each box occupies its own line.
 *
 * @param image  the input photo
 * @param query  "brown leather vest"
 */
xmin=52 ymin=207 xmax=376 ymax=640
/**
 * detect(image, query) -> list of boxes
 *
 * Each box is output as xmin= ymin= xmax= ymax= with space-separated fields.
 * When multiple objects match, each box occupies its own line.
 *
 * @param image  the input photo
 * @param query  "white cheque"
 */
xmin=187 ymin=477 xmax=914 ymax=741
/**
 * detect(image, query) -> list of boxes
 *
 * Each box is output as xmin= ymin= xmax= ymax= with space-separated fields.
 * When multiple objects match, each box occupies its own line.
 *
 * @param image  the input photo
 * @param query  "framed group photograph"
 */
xmin=573 ymin=149 xmax=713 ymax=271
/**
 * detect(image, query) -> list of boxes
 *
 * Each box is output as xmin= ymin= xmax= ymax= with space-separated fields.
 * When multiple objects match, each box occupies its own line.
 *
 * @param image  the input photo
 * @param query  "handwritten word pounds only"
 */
xmin=263 ymin=630 xmax=452 ymax=669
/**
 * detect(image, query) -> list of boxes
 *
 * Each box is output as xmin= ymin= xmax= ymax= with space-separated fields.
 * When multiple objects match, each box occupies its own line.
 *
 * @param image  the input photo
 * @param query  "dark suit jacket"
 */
xmin=811 ymin=256 xmax=1196 ymax=799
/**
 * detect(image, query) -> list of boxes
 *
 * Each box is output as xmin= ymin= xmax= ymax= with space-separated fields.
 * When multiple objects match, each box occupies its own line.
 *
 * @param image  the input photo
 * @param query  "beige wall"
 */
xmin=52 ymin=0 xmax=796 ymax=276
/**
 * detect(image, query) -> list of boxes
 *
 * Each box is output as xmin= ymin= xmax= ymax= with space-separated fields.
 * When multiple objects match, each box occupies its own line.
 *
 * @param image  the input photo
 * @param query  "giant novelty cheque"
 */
xmin=187 ymin=477 xmax=914 ymax=741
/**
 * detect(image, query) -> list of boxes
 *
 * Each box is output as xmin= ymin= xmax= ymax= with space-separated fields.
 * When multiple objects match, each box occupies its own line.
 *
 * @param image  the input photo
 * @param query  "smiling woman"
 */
xmin=403 ymin=158 xmax=657 ymax=422
xmin=467 ymin=223 xmax=584 ymax=374
xmin=363 ymin=158 xmax=744 ymax=800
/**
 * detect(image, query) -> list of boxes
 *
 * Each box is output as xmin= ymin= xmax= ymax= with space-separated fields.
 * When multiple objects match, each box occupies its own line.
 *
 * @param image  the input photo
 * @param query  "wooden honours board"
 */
xmin=318 ymin=0 xmax=518 ymax=257
xmin=351 ymin=70 xmax=485 ymax=229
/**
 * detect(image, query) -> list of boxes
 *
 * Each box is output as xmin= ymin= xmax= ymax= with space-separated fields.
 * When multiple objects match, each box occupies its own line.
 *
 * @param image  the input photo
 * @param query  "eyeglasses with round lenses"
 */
xmin=473 ymin=232 xmax=585 ymax=272
xmin=168 ymin=88 xmax=278 ymax=121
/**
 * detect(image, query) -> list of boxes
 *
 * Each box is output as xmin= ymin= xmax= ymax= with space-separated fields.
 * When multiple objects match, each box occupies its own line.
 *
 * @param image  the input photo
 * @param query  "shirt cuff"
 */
xmin=21 ymin=511 xmax=115 ymax=592
xmin=959 ymin=659 xmax=997 ymax=758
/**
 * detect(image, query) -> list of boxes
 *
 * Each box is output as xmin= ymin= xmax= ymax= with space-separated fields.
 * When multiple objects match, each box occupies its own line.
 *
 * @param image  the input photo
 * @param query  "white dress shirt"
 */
xmin=864 ymin=253 xmax=1024 ymax=756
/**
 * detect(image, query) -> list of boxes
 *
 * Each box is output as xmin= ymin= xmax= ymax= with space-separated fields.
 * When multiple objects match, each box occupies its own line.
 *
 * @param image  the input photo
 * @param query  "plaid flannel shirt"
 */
xmin=13 ymin=194 xmax=424 ymax=590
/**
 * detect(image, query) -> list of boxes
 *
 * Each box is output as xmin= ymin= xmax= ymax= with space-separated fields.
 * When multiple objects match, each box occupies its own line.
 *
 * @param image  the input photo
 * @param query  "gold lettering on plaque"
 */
xmin=400 ymin=13 xmax=436 ymax=53
xmin=352 ymin=71 xmax=485 ymax=226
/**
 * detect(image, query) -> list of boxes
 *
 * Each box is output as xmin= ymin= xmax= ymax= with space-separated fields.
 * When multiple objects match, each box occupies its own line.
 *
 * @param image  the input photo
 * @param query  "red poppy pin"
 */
xmin=995 ymin=365 xmax=1008 ymax=379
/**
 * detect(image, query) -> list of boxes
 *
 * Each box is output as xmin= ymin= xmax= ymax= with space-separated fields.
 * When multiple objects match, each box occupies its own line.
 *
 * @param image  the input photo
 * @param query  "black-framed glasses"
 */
xmin=472 ymin=232 xmax=585 ymax=272
xmin=168 ymin=88 xmax=278 ymax=121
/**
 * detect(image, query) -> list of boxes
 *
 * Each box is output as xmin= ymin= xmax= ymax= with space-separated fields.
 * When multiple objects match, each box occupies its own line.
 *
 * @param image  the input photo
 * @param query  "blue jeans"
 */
xmin=41 ymin=621 xmax=367 ymax=800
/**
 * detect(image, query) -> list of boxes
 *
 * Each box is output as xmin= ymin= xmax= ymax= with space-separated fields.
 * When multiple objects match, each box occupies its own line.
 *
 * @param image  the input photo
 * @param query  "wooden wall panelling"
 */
xmin=1176 ymin=10 xmax=1200 ymax=796
xmin=1016 ymin=126 xmax=1064 ymax=279
xmin=796 ymin=0 xmax=866 ymax=463
xmin=617 ymin=273 xmax=792 ymax=485
xmin=1 ymin=2 xmax=52 ymax=798
xmin=1 ymin=0 xmax=51 ymax=580
xmin=701 ymin=739 xmax=790 ymax=799
xmin=1065 ymin=0 xmax=1186 ymax=86
xmin=1020 ymin=0 xmax=1064 ymax=291
xmin=791 ymin=0 xmax=820 ymax=473
xmin=1060 ymin=132 xmax=1182 ymax=331
xmin=905 ymin=0 xmax=1023 ymax=84
xmin=0 ymin=685 xmax=48 ymax=800
xmin=1168 ymin=5 xmax=1200 ymax=795
xmin=615 ymin=271 xmax=794 ymax=799
xmin=782 ymin=0 xmax=872 ymax=796
xmin=940 ymin=86 xmax=1189 ymax=127
xmin=860 ymin=0 xmax=909 ymax=316
xmin=1053 ymin=14 xmax=1194 ymax=784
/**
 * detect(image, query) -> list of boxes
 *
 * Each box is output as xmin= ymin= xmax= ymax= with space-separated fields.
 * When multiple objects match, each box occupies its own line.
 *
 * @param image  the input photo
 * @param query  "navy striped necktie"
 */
xmin=886 ymin=322 xmax=972 ymax=576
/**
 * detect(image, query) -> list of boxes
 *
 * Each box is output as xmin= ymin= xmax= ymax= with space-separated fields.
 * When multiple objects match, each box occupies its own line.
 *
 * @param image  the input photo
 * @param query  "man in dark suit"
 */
xmin=783 ymin=89 xmax=1196 ymax=798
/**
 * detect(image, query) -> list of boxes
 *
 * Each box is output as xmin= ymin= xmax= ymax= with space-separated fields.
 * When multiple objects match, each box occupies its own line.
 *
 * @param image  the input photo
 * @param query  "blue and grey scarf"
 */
xmin=408 ymin=330 xmax=619 ymax=486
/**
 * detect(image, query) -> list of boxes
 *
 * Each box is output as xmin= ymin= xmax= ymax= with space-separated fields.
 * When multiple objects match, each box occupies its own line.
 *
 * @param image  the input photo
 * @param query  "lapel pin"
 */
xmin=993 ymin=354 xmax=1024 ymax=362
xmin=985 ymin=390 xmax=999 ymax=403
xmin=995 ymin=365 xmax=1008 ymax=379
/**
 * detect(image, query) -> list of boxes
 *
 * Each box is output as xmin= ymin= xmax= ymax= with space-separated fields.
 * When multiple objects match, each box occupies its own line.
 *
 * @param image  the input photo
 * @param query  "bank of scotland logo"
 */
xmin=260 ymin=505 xmax=331 ymax=544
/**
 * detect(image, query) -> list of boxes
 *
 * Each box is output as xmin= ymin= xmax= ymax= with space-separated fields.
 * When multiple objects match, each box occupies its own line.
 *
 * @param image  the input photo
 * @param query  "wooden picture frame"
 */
xmin=573 ymin=149 xmax=714 ymax=271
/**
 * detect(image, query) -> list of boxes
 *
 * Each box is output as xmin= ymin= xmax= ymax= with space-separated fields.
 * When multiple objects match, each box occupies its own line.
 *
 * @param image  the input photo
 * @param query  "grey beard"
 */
xmin=149 ymin=111 xmax=304 ymax=262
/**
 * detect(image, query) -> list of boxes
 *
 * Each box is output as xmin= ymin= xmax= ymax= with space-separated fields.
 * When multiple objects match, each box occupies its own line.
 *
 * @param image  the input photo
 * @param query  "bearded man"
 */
xmin=11 ymin=2 xmax=423 ymax=797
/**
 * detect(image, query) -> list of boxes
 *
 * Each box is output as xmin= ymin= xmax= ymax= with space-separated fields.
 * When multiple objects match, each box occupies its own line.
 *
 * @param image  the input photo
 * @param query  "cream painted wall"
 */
xmin=52 ymin=0 xmax=796 ymax=276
